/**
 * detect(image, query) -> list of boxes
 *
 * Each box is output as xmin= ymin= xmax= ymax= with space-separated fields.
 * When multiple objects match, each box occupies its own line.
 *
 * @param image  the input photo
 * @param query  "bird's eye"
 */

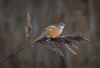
xmin=60 ymin=23 xmax=65 ymax=26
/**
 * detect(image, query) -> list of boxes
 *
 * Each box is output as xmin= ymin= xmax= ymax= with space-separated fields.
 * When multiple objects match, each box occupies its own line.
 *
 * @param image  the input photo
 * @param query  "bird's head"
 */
xmin=56 ymin=23 xmax=65 ymax=29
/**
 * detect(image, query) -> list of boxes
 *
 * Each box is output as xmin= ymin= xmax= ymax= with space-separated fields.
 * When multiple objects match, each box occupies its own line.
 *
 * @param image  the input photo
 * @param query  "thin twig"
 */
xmin=0 ymin=32 xmax=88 ymax=64
xmin=0 ymin=43 xmax=31 ymax=64
xmin=0 ymin=37 xmax=41 ymax=64
xmin=0 ymin=10 xmax=32 ymax=64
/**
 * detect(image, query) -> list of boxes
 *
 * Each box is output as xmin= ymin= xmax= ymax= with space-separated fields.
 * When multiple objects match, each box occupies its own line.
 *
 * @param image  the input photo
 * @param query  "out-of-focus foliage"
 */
xmin=0 ymin=0 xmax=100 ymax=68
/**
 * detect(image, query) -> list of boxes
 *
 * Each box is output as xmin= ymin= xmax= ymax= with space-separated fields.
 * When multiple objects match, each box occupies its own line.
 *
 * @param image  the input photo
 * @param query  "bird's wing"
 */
xmin=44 ymin=25 xmax=56 ymax=31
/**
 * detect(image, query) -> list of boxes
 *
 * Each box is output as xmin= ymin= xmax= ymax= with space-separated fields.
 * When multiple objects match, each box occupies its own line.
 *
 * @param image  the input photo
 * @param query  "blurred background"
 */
xmin=0 ymin=0 xmax=100 ymax=68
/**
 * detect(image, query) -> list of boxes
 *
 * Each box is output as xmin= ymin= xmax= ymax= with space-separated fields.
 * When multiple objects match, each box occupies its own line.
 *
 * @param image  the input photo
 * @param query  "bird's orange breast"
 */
xmin=44 ymin=28 xmax=61 ymax=38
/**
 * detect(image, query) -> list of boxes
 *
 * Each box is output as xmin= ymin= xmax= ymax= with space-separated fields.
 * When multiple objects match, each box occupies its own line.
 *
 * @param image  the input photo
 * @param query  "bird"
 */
xmin=32 ymin=23 xmax=65 ymax=46
xmin=42 ymin=23 xmax=65 ymax=38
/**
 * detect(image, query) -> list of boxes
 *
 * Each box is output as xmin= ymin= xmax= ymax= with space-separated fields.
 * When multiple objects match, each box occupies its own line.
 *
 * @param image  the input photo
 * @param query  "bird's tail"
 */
xmin=31 ymin=35 xmax=44 ymax=47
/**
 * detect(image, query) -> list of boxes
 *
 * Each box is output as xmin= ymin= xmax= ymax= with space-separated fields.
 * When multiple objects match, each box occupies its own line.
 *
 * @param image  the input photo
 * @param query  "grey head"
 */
xmin=56 ymin=23 xmax=65 ymax=29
